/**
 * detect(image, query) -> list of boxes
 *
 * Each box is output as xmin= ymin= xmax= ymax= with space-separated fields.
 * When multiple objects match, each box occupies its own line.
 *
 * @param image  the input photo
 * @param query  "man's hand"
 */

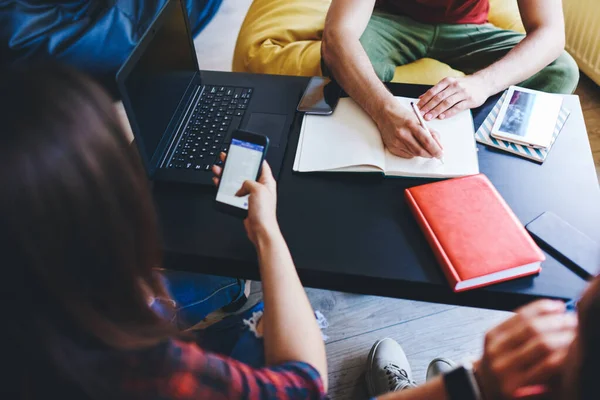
xmin=475 ymin=300 xmax=577 ymax=400
xmin=376 ymin=103 xmax=443 ymax=159
xmin=417 ymin=75 xmax=491 ymax=121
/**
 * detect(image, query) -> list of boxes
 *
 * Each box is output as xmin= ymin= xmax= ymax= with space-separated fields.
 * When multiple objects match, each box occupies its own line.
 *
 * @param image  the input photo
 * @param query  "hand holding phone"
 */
xmin=214 ymin=130 xmax=269 ymax=218
xmin=213 ymin=151 xmax=279 ymax=245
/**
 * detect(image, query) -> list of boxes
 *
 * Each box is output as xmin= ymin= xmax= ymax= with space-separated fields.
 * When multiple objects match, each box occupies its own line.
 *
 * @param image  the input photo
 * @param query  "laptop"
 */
xmin=117 ymin=0 xmax=302 ymax=185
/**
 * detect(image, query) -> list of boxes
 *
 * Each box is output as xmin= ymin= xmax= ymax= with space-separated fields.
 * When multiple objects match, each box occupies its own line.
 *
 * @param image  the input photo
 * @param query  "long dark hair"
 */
xmin=0 ymin=64 xmax=175 ymax=398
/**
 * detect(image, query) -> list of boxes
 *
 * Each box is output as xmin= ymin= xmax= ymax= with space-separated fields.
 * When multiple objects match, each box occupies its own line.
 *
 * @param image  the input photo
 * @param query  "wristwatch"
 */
xmin=443 ymin=363 xmax=483 ymax=400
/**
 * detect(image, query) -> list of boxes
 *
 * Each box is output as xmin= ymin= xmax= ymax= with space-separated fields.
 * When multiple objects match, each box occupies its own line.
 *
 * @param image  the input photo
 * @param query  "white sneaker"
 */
xmin=426 ymin=357 xmax=457 ymax=381
xmin=365 ymin=338 xmax=417 ymax=397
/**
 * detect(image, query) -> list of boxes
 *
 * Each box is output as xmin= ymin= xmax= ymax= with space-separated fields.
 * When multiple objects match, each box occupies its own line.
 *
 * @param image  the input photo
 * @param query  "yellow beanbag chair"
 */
xmin=233 ymin=0 xmax=525 ymax=85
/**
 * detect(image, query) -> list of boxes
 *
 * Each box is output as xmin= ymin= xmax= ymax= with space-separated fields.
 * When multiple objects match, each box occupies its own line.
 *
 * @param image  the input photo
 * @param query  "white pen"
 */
xmin=410 ymin=101 xmax=444 ymax=164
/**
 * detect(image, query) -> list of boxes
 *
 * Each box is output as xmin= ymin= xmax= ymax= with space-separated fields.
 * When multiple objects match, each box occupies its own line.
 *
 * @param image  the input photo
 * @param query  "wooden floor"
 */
xmin=194 ymin=3 xmax=600 ymax=399
xmin=246 ymin=283 xmax=511 ymax=399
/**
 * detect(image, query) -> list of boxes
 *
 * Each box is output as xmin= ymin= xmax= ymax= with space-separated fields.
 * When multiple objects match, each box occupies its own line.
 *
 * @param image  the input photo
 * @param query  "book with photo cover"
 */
xmin=491 ymin=86 xmax=563 ymax=149
xmin=476 ymin=91 xmax=570 ymax=163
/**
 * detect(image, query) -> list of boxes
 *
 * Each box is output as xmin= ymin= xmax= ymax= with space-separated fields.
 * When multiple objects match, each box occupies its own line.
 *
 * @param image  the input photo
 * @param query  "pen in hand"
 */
xmin=410 ymin=102 xmax=445 ymax=164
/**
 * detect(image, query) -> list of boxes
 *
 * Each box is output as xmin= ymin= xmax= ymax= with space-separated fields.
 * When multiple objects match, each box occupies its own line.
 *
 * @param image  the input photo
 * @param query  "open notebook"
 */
xmin=293 ymin=97 xmax=479 ymax=178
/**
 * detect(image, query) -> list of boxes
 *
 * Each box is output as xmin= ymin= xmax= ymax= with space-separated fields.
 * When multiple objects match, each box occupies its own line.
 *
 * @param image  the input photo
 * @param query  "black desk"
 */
xmin=155 ymin=81 xmax=599 ymax=311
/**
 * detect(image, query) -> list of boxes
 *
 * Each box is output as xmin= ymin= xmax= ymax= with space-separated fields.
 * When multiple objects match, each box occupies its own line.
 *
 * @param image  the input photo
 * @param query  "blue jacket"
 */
xmin=0 ymin=0 xmax=222 ymax=93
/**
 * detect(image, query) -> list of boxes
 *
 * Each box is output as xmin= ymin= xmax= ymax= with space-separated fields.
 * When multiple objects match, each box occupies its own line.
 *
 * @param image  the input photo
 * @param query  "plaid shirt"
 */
xmin=120 ymin=339 xmax=327 ymax=400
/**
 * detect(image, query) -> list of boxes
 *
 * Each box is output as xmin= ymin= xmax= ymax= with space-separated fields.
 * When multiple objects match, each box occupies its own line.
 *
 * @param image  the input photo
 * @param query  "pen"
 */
xmin=410 ymin=102 xmax=444 ymax=164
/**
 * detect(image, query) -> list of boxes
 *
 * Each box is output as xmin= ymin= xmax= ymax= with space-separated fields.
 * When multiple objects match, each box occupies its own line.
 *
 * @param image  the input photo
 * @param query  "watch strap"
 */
xmin=443 ymin=364 xmax=482 ymax=400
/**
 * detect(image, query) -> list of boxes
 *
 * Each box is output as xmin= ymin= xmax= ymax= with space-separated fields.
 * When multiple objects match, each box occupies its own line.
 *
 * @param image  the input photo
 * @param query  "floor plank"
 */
xmin=305 ymin=288 xmax=453 ymax=343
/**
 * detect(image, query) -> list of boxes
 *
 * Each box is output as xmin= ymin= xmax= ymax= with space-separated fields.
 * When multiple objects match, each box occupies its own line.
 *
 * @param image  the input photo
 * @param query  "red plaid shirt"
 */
xmin=120 ymin=339 xmax=327 ymax=399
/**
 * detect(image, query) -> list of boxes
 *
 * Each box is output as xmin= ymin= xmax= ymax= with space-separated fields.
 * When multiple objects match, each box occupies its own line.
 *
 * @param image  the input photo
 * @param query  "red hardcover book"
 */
xmin=405 ymin=174 xmax=545 ymax=292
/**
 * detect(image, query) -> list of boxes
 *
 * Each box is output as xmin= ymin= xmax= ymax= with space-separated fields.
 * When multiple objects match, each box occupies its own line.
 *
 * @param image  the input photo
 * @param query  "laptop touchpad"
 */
xmin=246 ymin=113 xmax=287 ymax=148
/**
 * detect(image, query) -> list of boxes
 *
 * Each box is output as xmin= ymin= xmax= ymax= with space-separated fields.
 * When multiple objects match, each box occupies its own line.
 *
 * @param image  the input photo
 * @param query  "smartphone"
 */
xmin=297 ymin=77 xmax=341 ymax=115
xmin=215 ymin=130 xmax=269 ymax=218
xmin=526 ymin=212 xmax=599 ymax=280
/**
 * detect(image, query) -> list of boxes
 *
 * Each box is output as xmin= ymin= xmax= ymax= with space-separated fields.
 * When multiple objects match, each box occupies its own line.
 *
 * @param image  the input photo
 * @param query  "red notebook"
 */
xmin=405 ymin=174 xmax=545 ymax=292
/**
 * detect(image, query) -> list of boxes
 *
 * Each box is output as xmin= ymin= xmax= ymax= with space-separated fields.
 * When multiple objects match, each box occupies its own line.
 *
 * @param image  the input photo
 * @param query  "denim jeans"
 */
xmin=156 ymin=270 xmax=246 ymax=330
xmin=196 ymin=301 xmax=266 ymax=368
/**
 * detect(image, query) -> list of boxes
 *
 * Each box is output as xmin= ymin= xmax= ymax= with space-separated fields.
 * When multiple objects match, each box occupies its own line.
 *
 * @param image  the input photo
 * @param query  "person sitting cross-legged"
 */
xmin=322 ymin=0 xmax=579 ymax=160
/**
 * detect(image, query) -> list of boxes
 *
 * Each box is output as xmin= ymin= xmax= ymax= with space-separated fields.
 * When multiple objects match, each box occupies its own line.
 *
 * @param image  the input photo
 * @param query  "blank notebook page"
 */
xmin=384 ymin=97 xmax=479 ymax=177
xmin=294 ymin=98 xmax=386 ymax=172
xmin=294 ymin=96 xmax=479 ymax=177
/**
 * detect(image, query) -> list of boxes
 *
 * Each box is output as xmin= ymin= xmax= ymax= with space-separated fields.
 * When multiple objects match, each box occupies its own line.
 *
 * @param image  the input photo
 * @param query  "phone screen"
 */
xmin=297 ymin=77 xmax=340 ymax=114
xmin=216 ymin=138 xmax=265 ymax=210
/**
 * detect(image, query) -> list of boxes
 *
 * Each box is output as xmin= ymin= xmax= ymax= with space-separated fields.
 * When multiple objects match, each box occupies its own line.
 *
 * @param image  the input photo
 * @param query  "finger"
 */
xmin=212 ymin=176 xmax=219 ymax=187
xmin=495 ymin=300 xmax=565 ymax=334
xmin=417 ymin=79 xmax=451 ymax=110
xmin=424 ymin=93 xmax=463 ymax=120
xmin=519 ymin=345 xmax=572 ymax=387
xmin=413 ymin=125 xmax=443 ymax=159
xmin=212 ymin=164 xmax=223 ymax=178
xmin=431 ymin=129 xmax=444 ymax=151
xmin=438 ymin=100 xmax=469 ymax=120
xmin=220 ymin=152 xmax=227 ymax=162
xmin=489 ymin=308 xmax=575 ymax=356
xmin=403 ymin=133 xmax=433 ymax=158
xmin=395 ymin=148 xmax=414 ymax=159
xmin=259 ymin=161 xmax=275 ymax=185
xmin=514 ymin=330 xmax=576 ymax=375
xmin=493 ymin=314 xmax=577 ymax=371
xmin=516 ymin=300 xmax=567 ymax=318
xmin=420 ymin=89 xmax=459 ymax=120
xmin=235 ymin=180 xmax=260 ymax=197
xmin=388 ymin=145 xmax=414 ymax=159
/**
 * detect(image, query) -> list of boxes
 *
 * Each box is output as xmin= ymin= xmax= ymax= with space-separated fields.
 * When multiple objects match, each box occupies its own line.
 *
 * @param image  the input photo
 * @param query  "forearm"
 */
xmin=378 ymin=377 xmax=449 ymax=400
xmin=255 ymin=226 xmax=328 ymax=388
xmin=322 ymin=30 xmax=395 ymax=122
xmin=473 ymin=27 xmax=565 ymax=95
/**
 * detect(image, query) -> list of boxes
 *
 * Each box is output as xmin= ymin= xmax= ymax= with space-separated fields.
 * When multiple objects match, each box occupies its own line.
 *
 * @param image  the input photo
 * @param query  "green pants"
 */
xmin=358 ymin=11 xmax=579 ymax=94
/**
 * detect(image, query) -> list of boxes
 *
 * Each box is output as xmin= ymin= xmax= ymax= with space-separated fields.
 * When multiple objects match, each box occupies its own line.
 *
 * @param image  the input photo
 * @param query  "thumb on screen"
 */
xmin=235 ymin=180 xmax=260 ymax=197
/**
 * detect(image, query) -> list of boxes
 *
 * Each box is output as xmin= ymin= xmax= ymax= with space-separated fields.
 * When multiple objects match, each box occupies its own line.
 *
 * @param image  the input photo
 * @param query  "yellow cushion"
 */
xmin=233 ymin=0 xmax=525 ymax=84
xmin=233 ymin=0 xmax=330 ymax=76
xmin=392 ymin=58 xmax=464 ymax=85
xmin=488 ymin=0 xmax=526 ymax=33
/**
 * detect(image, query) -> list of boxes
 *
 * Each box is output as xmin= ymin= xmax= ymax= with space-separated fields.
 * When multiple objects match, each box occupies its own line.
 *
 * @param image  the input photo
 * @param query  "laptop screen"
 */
xmin=122 ymin=0 xmax=198 ymax=162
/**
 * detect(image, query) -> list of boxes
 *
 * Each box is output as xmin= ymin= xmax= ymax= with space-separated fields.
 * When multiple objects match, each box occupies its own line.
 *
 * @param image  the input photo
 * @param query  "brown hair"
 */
xmin=0 ymin=64 xmax=175 ymax=398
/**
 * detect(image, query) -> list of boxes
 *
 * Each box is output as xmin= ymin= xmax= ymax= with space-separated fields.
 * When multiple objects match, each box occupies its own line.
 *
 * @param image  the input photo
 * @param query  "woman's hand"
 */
xmin=475 ymin=300 xmax=577 ymax=400
xmin=212 ymin=152 xmax=279 ymax=246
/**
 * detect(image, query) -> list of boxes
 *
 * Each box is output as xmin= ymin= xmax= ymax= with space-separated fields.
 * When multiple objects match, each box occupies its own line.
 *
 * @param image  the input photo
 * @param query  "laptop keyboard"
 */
xmin=168 ymin=85 xmax=253 ymax=171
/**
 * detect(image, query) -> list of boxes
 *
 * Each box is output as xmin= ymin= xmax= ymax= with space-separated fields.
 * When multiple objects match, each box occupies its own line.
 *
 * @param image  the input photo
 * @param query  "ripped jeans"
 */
xmin=150 ymin=269 xmax=265 ymax=367
xmin=153 ymin=270 xmax=328 ymax=368
xmin=197 ymin=302 xmax=267 ymax=367
xmin=152 ymin=269 xmax=247 ymax=330
xmin=196 ymin=304 xmax=330 ymax=367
